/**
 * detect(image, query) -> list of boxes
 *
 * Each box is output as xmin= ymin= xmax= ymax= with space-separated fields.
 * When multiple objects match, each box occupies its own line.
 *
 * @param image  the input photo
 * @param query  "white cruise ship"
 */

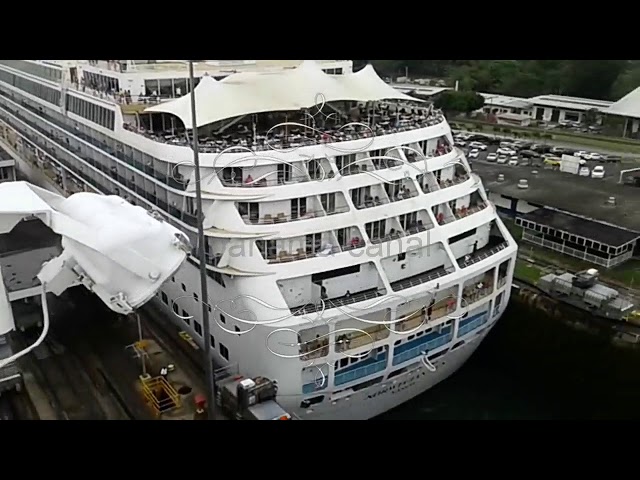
xmin=0 ymin=59 xmax=517 ymax=420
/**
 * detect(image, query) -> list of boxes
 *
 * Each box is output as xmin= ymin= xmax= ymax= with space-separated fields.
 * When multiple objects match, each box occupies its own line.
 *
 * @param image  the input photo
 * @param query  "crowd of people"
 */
xmin=122 ymin=104 xmax=446 ymax=154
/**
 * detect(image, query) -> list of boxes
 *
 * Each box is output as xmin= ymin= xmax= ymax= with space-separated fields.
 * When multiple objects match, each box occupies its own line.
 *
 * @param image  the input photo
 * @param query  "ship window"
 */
xmin=172 ymin=302 xmax=179 ymax=315
xmin=182 ymin=310 xmax=190 ymax=325
xmin=397 ymin=253 xmax=406 ymax=262
xmin=171 ymin=276 xmax=175 ymax=282
xmin=220 ymin=343 xmax=229 ymax=361
xmin=320 ymin=193 xmax=336 ymax=213
xmin=145 ymin=79 xmax=159 ymax=97
xmin=194 ymin=321 xmax=202 ymax=336
xmin=65 ymin=94 xmax=115 ymax=130
xmin=159 ymin=79 xmax=172 ymax=98
xmin=220 ymin=314 xmax=226 ymax=324
xmin=161 ymin=292 xmax=168 ymax=305
xmin=181 ymin=283 xmax=186 ymax=291
xmin=210 ymin=335 xmax=215 ymax=348
xmin=173 ymin=78 xmax=187 ymax=97
xmin=291 ymin=198 xmax=307 ymax=219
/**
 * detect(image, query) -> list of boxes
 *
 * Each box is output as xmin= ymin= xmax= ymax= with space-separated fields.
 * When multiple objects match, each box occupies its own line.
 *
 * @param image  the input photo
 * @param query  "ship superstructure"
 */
xmin=0 ymin=59 xmax=517 ymax=419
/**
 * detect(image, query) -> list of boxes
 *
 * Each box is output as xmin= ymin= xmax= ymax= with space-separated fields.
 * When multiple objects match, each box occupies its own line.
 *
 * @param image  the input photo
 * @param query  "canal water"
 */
xmin=381 ymin=298 xmax=640 ymax=420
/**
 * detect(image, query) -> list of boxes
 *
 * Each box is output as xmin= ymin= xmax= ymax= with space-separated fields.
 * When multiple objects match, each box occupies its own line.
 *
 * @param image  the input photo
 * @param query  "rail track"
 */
xmin=0 ymin=394 xmax=14 ymax=420
xmin=13 ymin=321 xmax=135 ymax=420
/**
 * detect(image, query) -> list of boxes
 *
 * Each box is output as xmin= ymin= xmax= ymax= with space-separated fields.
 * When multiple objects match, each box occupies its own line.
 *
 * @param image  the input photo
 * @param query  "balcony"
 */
xmin=218 ymin=171 xmax=313 ymax=188
xmin=335 ymin=324 xmax=390 ymax=353
xmin=241 ymin=205 xmax=349 ymax=225
xmin=370 ymin=229 xmax=405 ymax=245
xmin=291 ymin=288 xmax=384 ymax=316
xmin=454 ymin=200 xmax=488 ymax=220
xmin=458 ymin=238 xmax=509 ymax=269
xmin=390 ymin=266 xmax=455 ymax=292
xmin=462 ymin=277 xmax=494 ymax=307
xmin=394 ymin=301 xmax=456 ymax=332
xmin=384 ymin=180 xmax=419 ymax=203
xmin=263 ymin=238 xmax=365 ymax=264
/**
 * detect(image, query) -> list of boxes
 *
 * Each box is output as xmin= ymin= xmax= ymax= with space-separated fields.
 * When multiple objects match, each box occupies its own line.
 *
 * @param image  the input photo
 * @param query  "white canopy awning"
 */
xmin=144 ymin=61 xmax=422 ymax=129
xmin=606 ymin=86 xmax=640 ymax=119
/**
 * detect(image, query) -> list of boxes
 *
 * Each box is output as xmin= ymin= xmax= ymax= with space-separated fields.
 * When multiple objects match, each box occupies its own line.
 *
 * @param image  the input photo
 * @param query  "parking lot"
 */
xmin=457 ymin=134 xmax=640 ymax=232
xmin=453 ymin=132 xmax=631 ymax=176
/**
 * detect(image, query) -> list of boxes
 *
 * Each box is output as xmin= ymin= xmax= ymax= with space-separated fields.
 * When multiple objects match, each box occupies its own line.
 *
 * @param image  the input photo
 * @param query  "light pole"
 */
xmin=189 ymin=60 xmax=216 ymax=420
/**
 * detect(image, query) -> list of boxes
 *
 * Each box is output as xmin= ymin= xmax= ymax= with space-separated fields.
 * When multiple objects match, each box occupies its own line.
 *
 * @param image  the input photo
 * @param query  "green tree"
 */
xmin=584 ymin=108 xmax=600 ymax=126
xmin=434 ymin=90 xmax=485 ymax=116
xmin=610 ymin=64 xmax=640 ymax=99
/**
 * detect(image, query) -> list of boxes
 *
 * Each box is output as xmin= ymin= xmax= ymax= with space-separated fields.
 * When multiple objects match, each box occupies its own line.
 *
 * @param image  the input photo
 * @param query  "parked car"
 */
xmin=497 ymin=156 xmax=508 ymax=164
xmin=579 ymin=166 xmax=590 ymax=177
xmin=468 ymin=149 xmax=480 ymax=159
xmin=468 ymin=141 xmax=487 ymax=151
xmin=591 ymin=165 xmax=605 ymax=179
xmin=603 ymin=154 xmax=622 ymax=163
xmin=574 ymin=150 xmax=589 ymax=159
xmin=486 ymin=153 xmax=498 ymax=162
xmin=508 ymin=158 xmax=519 ymax=166
xmin=520 ymin=150 xmax=541 ymax=159
xmin=583 ymin=152 xmax=604 ymax=161
xmin=497 ymin=147 xmax=517 ymax=156
xmin=531 ymin=144 xmax=552 ymax=154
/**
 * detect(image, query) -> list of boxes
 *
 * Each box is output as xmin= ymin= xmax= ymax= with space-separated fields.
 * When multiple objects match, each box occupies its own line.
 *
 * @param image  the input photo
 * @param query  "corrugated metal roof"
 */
xmin=528 ymin=94 xmax=613 ymax=112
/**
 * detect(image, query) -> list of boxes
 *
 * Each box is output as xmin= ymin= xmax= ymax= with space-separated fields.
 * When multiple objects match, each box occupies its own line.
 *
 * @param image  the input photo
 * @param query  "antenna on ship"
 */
xmin=189 ymin=59 xmax=216 ymax=420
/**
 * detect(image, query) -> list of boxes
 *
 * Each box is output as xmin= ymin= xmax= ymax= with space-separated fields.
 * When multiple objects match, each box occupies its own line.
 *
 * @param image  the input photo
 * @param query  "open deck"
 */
xmin=123 ymin=106 xmax=445 ymax=154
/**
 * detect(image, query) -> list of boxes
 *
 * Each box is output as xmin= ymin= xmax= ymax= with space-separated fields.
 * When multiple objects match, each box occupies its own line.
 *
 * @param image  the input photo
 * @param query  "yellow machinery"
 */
xmin=543 ymin=157 xmax=561 ymax=167
xmin=623 ymin=310 xmax=640 ymax=326
xmin=140 ymin=376 xmax=182 ymax=417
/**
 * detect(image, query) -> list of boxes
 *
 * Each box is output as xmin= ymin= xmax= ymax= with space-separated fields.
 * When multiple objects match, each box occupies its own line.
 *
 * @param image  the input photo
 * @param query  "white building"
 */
xmin=479 ymin=93 xmax=533 ymax=116
xmin=528 ymin=94 xmax=612 ymax=123
xmin=604 ymin=86 xmax=640 ymax=138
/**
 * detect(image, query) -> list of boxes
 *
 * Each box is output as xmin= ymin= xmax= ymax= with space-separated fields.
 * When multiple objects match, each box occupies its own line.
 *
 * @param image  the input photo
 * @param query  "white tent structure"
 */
xmin=606 ymin=86 xmax=640 ymax=118
xmin=144 ymin=61 xmax=421 ymax=129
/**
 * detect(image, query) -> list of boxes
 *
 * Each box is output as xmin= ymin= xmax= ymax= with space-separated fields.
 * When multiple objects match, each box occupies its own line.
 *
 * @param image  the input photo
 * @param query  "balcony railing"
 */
xmin=265 ymin=240 xmax=365 ymax=264
xmin=394 ymin=302 xmax=456 ymax=332
xmin=370 ymin=230 xmax=405 ymax=245
xmin=354 ymin=195 xmax=390 ymax=210
xmin=387 ymin=188 xmax=419 ymax=203
xmin=454 ymin=201 xmax=488 ymax=220
xmin=462 ymin=285 xmax=493 ymax=306
xmin=243 ymin=205 xmax=349 ymax=225
xmin=391 ymin=266 xmax=455 ymax=292
xmin=219 ymin=172 xmax=314 ymax=187
xmin=292 ymin=289 xmax=384 ymax=316
xmin=458 ymin=241 xmax=509 ymax=269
